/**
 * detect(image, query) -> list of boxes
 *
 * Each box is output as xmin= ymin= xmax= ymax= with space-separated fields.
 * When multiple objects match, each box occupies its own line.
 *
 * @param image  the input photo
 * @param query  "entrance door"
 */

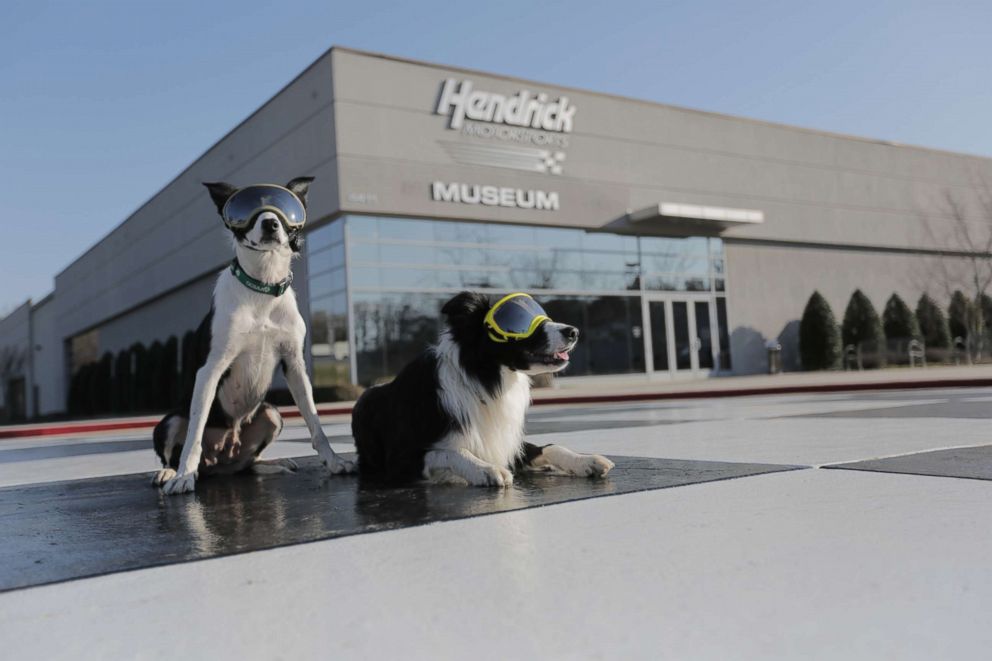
xmin=645 ymin=297 xmax=716 ymax=377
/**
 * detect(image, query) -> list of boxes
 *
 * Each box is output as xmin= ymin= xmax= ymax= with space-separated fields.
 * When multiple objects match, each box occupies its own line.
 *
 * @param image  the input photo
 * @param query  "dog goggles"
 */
xmin=484 ymin=293 xmax=551 ymax=343
xmin=221 ymin=184 xmax=306 ymax=230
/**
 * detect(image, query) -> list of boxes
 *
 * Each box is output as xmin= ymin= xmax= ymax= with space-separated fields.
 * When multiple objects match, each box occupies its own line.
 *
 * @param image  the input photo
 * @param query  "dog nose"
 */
xmin=564 ymin=326 xmax=579 ymax=342
xmin=261 ymin=217 xmax=279 ymax=233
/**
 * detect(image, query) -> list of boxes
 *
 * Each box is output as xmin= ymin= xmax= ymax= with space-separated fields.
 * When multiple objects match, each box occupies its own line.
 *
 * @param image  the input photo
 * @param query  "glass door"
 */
xmin=645 ymin=296 xmax=717 ymax=377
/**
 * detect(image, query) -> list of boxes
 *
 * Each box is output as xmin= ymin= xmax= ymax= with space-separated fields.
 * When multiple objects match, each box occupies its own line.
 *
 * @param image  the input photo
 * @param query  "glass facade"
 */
xmin=306 ymin=218 xmax=349 ymax=387
xmin=307 ymin=215 xmax=730 ymax=386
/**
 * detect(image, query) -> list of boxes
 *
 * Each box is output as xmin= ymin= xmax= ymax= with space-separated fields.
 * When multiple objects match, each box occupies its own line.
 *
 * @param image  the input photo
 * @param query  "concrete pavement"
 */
xmin=1 ymin=387 xmax=992 ymax=659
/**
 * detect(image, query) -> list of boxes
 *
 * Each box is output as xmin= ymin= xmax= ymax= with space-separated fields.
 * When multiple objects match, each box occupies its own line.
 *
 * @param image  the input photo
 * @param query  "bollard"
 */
xmin=765 ymin=340 xmax=782 ymax=375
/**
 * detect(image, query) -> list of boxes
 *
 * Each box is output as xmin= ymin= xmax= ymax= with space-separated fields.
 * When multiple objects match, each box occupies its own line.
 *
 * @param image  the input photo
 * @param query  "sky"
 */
xmin=1 ymin=0 xmax=991 ymax=315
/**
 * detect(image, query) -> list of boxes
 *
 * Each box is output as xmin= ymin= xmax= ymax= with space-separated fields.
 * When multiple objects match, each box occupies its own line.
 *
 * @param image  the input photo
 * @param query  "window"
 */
xmin=306 ymin=215 xmax=730 ymax=385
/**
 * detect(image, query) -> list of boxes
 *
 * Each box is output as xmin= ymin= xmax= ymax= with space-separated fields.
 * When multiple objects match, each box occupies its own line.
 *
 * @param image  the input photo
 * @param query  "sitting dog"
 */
xmin=152 ymin=177 xmax=356 ymax=495
xmin=352 ymin=291 xmax=614 ymax=486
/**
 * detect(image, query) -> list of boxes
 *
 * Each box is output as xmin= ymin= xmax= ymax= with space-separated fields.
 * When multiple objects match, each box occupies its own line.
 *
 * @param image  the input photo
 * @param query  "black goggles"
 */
xmin=484 ymin=293 xmax=551 ymax=342
xmin=221 ymin=184 xmax=306 ymax=230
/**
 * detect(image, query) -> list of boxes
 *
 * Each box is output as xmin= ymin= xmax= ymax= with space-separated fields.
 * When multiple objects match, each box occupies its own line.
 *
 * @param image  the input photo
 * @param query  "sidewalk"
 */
xmin=4 ymin=364 xmax=992 ymax=440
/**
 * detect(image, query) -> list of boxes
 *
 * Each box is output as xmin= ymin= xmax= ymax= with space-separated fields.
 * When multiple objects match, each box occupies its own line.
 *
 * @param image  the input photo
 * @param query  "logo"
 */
xmin=436 ymin=79 xmax=577 ymax=133
xmin=439 ymin=142 xmax=565 ymax=175
xmin=431 ymin=181 xmax=559 ymax=211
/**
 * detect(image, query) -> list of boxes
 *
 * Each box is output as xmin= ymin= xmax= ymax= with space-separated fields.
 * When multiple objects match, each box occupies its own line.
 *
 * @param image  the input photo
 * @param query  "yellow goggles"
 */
xmin=484 ymin=293 xmax=551 ymax=343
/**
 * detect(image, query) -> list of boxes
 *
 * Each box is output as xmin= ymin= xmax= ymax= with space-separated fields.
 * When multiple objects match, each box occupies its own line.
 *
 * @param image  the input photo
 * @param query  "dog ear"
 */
xmin=202 ymin=182 xmax=237 ymax=214
xmin=286 ymin=176 xmax=315 ymax=207
xmin=288 ymin=231 xmax=304 ymax=253
xmin=441 ymin=291 xmax=491 ymax=325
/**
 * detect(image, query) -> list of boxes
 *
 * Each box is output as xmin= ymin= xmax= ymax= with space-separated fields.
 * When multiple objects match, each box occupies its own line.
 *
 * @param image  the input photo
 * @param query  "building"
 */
xmin=3 ymin=46 xmax=992 ymax=418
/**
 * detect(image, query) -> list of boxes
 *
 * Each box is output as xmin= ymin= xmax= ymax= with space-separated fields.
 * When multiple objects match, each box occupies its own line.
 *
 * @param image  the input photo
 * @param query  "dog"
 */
xmin=152 ymin=177 xmax=356 ymax=495
xmin=351 ymin=291 xmax=615 ymax=486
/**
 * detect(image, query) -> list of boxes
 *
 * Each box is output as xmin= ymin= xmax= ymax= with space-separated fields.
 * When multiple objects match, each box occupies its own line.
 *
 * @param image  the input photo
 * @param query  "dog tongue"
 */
xmin=554 ymin=351 xmax=570 ymax=361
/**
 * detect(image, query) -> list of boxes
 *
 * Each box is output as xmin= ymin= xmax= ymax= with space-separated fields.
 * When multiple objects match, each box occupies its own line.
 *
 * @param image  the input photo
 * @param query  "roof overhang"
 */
xmin=601 ymin=202 xmax=765 ymax=237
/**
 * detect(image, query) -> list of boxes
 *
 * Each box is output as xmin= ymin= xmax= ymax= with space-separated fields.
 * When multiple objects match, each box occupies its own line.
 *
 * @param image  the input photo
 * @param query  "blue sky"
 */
xmin=2 ymin=0 xmax=990 ymax=314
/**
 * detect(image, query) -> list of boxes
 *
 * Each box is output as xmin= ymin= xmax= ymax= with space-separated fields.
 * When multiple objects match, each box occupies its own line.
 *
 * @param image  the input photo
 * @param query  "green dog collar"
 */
xmin=230 ymin=258 xmax=292 ymax=297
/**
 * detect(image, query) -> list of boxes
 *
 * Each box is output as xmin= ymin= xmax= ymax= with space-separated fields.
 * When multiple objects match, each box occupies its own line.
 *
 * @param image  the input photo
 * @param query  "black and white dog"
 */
xmin=152 ymin=177 xmax=356 ymax=495
xmin=352 ymin=291 xmax=614 ymax=486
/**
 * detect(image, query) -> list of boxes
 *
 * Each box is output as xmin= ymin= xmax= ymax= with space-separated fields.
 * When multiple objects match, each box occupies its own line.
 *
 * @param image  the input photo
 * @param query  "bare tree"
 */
xmin=920 ymin=177 xmax=992 ymax=359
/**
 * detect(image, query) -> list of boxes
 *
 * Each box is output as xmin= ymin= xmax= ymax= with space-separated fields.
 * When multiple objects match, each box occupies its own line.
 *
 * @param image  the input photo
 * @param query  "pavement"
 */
xmin=2 ymin=386 xmax=992 ymax=659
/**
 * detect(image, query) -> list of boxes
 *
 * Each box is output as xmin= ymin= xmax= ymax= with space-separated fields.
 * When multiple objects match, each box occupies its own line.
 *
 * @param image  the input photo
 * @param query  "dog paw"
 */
xmin=573 ymin=454 xmax=614 ymax=478
xmin=151 ymin=468 xmax=176 ymax=486
xmin=469 ymin=464 xmax=514 ymax=487
xmin=322 ymin=454 xmax=357 ymax=475
xmin=161 ymin=472 xmax=197 ymax=495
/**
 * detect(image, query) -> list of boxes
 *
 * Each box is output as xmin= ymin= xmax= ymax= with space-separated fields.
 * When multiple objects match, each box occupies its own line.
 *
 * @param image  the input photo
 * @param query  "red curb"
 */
xmin=2 ymin=376 xmax=991 ymax=440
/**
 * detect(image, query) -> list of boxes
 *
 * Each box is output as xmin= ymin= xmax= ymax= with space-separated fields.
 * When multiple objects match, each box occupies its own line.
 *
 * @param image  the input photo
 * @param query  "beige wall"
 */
xmin=725 ymin=241 xmax=977 ymax=373
xmin=331 ymin=48 xmax=992 ymax=250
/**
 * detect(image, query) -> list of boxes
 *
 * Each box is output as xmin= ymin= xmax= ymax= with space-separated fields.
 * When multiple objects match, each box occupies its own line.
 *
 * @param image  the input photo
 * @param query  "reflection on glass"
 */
xmin=309 ymin=267 xmax=346 ymax=299
xmin=329 ymin=215 xmax=732 ymax=383
xmin=346 ymin=216 xmax=378 ymax=238
xmin=673 ymin=301 xmax=691 ymax=370
xmin=716 ymin=297 xmax=731 ymax=370
xmin=310 ymin=293 xmax=349 ymax=387
xmin=353 ymin=293 xmax=447 ymax=385
xmin=695 ymin=301 xmax=714 ymax=369
xmin=306 ymin=218 xmax=343 ymax=253
xmin=649 ymin=302 xmax=668 ymax=371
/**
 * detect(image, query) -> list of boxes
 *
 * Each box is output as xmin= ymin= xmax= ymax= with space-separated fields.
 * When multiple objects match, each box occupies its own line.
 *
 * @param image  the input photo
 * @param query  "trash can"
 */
xmin=766 ymin=340 xmax=782 ymax=375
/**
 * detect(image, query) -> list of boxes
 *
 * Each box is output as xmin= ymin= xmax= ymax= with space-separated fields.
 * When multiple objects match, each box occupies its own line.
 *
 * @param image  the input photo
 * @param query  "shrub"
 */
xmin=842 ymin=290 xmax=886 ymax=368
xmin=68 ymin=366 xmax=87 ymax=415
xmin=113 ymin=349 xmax=131 ymax=412
xmin=882 ymin=294 xmax=922 ymax=363
xmin=130 ymin=343 xmax=148 ymax=411
xmin=980 ymin=294 xmax=992 ymax=336
xmin=96 ymin=353 xmax=114 ymax=414
xmin=883 ymin=294 xmax=921 ymax=341
xmin=181 ymin=330 xmax=197 ymax=399
xmin=799 ymin=291 xmax=841 ymax=370
xmin=164 ymin=336 xmax=179 ymax=407
xmin=916 ymin=294 xmax=951 ymax=359
xmin=147 ymin=341 xmax=166 ymax=410
xmin=947 ymin=290 xmax=974 ymax=342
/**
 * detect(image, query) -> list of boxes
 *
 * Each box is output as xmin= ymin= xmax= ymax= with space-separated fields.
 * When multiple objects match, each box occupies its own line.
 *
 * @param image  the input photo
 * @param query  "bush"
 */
xmin=147 ymin=341 xmax=166 ymax=410
xmin=980 ymin=294 xmax=992 ymax=336
xmin=882 ymin=294 xmax=922 ymax=363
xmin=130 ymin=343 xmax=148 ymax=411
xmin=96 ymin=353 xmax=113 ymax=414
xmin=948 ymin=290 xmax=974 ymax=342
xmin=68 ymin=365 xmax=87 ymax=415
xmin=842 ymin=290 xmax=886 ymax=368
xmin=882 ymin=294 xmax=921 ymax=341
xmin=181 ymin=330 xmax=197 ymax=400
xmin=799 ymin=291 xmax=841 ymax=370
xmin=916 ymin=294 xmax=951 ymax=360
xmin=113 ymin=349 xmax=132 ymax=412
xmin=164 ymin=336 xmax=180 ymax=408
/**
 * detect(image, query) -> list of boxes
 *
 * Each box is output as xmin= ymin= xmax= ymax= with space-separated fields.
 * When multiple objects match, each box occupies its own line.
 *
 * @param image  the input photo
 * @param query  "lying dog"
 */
xmin=152 ymin=177 xmax=356 ymax=495
xmin=352 ymin=291 xmax=614 ymax=486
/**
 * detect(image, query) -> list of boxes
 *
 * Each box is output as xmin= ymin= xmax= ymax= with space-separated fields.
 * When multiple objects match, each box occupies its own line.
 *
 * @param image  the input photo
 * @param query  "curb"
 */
xmin=3 ymin=376 xmax=991 ymax=441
